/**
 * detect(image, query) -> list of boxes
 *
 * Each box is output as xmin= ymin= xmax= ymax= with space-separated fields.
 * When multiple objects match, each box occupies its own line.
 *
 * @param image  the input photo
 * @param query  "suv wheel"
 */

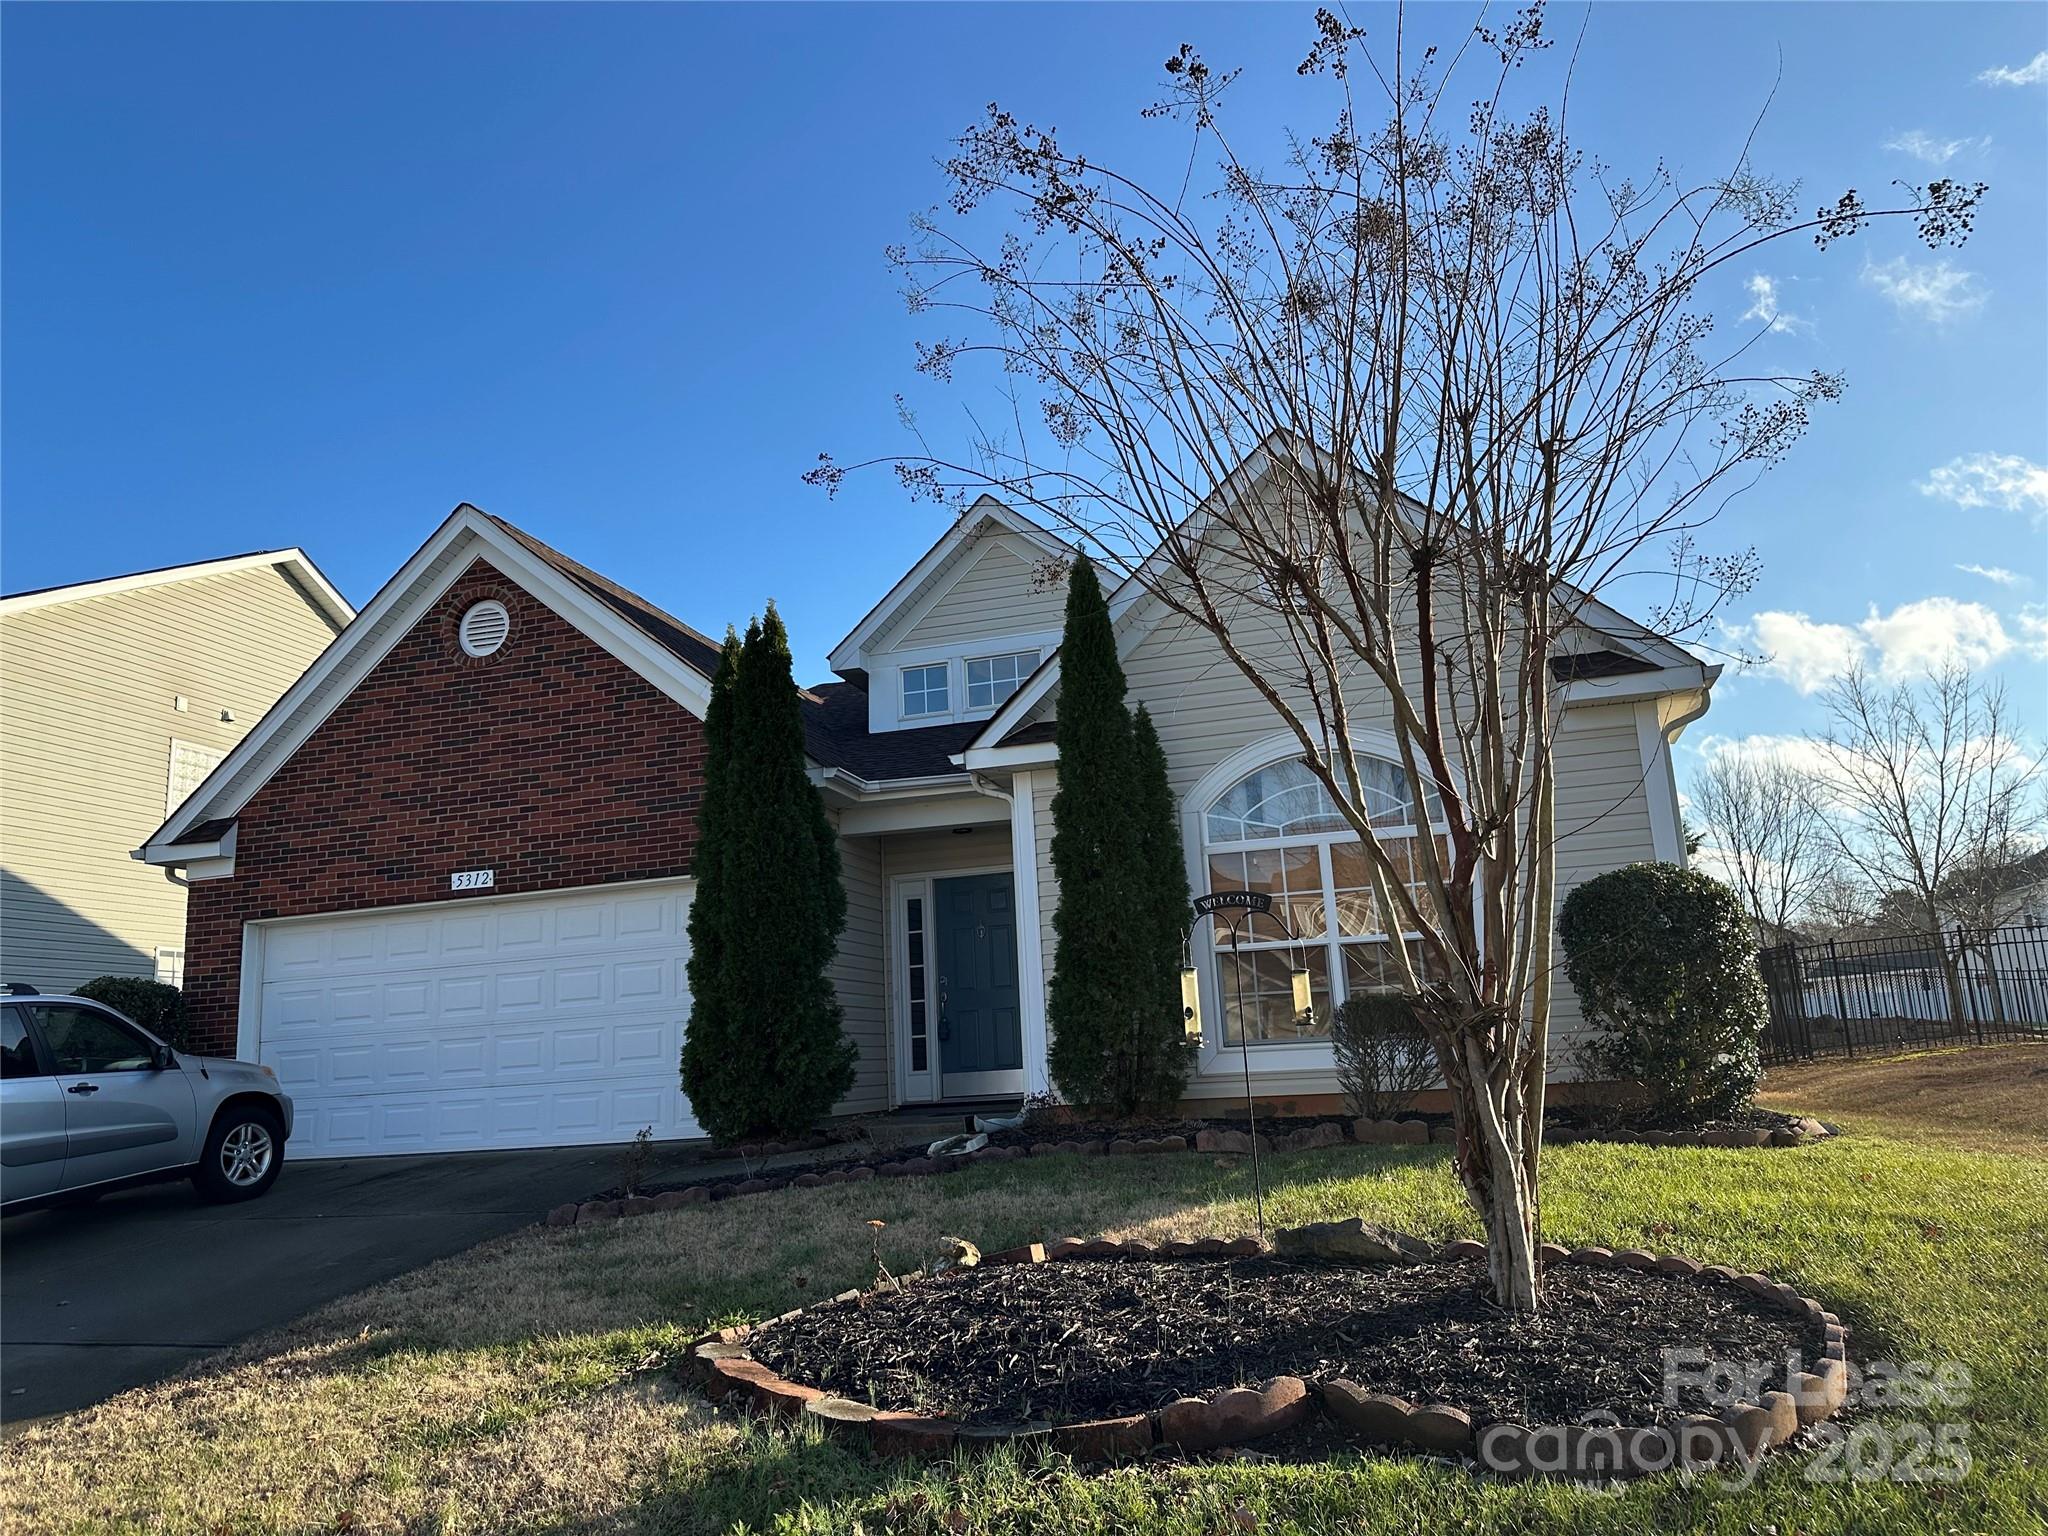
xmin=193 ymin=1104 xmax=284 ymax=1203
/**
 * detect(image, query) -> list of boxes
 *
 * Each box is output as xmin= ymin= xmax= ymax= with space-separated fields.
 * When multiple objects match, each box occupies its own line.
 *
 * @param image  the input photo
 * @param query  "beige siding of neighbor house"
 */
xmin=1017 ymin=591 xmax=1671 ymax=1100
xmin=829 ymin=822 xmax=889 ymax=1114
xmin=0 ymin=564 xmax=345 ymax=992
xmin=890 ymin=536 xmax=1065 ymax=653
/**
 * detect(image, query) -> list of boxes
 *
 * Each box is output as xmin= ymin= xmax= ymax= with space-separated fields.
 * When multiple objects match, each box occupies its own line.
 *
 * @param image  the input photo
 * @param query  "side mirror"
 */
xmin=154 ymin=1045 xmax=177 ymax=1071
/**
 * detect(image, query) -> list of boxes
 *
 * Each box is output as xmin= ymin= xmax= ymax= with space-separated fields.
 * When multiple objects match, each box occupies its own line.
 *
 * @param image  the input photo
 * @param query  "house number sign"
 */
xmin=450 ymin=869 xmax=496 ymax=892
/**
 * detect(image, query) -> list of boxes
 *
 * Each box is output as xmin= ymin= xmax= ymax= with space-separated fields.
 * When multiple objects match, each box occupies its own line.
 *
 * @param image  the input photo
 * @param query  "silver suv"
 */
xmin=1 ymin=991 xmax=293 ymax=1211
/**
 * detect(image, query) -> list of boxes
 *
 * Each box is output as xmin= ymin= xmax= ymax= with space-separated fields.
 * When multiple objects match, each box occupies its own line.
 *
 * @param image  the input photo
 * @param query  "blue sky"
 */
xmin=4 ymin=3 xmax=2044 ymax=771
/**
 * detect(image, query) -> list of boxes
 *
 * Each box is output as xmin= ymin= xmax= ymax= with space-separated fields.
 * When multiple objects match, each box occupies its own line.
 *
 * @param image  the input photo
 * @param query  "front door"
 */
xmin=934 ymin=873 xmax=1024 ymax=1098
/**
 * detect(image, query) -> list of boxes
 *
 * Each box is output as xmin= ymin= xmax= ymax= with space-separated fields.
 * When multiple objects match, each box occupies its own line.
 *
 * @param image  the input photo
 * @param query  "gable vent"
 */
xmin=458 ymin=600 xmax=511 ymax=657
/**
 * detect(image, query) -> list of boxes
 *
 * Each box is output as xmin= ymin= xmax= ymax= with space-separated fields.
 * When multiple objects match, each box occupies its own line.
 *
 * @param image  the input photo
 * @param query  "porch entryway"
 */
xmin=931 ymin=872 xmax=1024 ymax=1097
xmin=879 ymin=820 xmax=1030 ymax=1105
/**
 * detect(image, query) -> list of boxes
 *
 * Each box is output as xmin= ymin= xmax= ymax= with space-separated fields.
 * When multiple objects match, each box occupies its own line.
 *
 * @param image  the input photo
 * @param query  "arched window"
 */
xmin=1202 ymin=756 xmax=1450 ymax=1045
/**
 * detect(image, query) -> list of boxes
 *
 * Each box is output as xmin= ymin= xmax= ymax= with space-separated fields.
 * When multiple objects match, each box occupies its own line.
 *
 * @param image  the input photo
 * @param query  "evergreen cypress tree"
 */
xmin=680 ymin=633 xmax=748 ymax=1135
xmin=1046 ymin=555 xmax=1154 ymax=1110
xmin=1129 ymin=703 xmax=1197 ymax=1103
xmin=680 ymin=610 xmax=854 ymax=1141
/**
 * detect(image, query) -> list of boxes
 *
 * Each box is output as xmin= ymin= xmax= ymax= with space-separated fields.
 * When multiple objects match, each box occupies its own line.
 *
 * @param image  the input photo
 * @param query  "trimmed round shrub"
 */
xmin=74 ymin=975 xmax=191 ymax=1050
xmin=1330 ymin=991 xmax=1436 ymax=1121
xmin=1558 ymin=862 xmax=1766 ymax=1127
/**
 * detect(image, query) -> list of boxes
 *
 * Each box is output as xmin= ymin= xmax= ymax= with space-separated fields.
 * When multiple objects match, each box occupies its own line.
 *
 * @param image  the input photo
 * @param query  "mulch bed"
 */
xmin=746 ymin=1256 xmax=1821 ymax=1428
xmin=1551 ymin=1104 xmax=1835 ymax=1140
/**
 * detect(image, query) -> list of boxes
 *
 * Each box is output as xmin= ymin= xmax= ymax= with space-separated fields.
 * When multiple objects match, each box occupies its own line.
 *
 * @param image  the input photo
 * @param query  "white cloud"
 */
xmin=1978 ymin=51 xmax=2048 ymax=87
xmin=1731 ymin=597 xmax=2018 ymax=692
xmin=1740 ymin=272 xmax=1812 ymax=335
xmin=1858 ymin=596 xmax=2013 ymax=679
xmin=1883 ymin=129 xmax=1989 ymax=165
xmin=1921 ymin=453 xmax=2048 ymax=523
xmin=1862 ymin=256 xmax=1987 ymax=323
xmin=1732 ymin=611 xmax=1866 ymax=693
xmin=1955 ymin=562 xmax=2028 ymax=588
xmin=1691 ymin=731 xmax=1838 ymax=779
xmin=2018 ymin=606 xmax=2048 ymax=660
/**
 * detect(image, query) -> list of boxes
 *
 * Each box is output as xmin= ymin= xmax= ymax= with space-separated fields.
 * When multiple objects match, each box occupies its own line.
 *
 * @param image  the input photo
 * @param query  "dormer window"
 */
xmin=965 ymin=650 xmax=1040 ymax=711
xmin=901 ymin=662 xmax=950 ymax=718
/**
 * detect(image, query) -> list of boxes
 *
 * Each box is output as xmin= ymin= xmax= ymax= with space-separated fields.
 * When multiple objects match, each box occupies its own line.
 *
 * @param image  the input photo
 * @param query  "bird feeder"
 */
xmin=1180 ymin=965 xmax=1203 ymax=1040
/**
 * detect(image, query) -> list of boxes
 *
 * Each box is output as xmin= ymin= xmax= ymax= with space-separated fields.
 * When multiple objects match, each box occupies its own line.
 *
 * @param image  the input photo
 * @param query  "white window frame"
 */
xmin=964 ymin=649 xmax=1040 ymax=713
xmin=1181 ymin=730 xmax=1463 ymax=1075
xmin=154 ymin=947 xmax=186 ymax=988
xmin=900 ymin=661 xmax=951 ymax=719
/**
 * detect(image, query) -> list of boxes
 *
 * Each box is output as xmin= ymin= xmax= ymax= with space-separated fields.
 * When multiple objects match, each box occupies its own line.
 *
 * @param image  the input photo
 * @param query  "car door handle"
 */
xmin=66 ymin=1082 xmax=99 ymax=1095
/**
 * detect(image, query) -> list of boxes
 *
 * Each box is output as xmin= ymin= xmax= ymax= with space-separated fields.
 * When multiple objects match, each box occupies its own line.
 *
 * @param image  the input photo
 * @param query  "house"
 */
xmin=140 ymin=453 xmax=1715 ymax=1158
xmin=1 ymin=551 xmax=354 ymax=993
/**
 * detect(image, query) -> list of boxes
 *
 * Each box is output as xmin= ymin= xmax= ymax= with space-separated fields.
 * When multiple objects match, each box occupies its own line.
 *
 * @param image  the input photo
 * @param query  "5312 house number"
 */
xmin=450 ymin=869 xmax=496 ymax=892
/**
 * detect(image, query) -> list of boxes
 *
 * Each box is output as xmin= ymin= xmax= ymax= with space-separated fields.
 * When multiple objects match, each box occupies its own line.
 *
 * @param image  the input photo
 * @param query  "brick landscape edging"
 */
xmin=678 ymin=1232 xmax=1851 ymax=1478
xmin=545 ymin=1116 xmax=1834 ymax=1228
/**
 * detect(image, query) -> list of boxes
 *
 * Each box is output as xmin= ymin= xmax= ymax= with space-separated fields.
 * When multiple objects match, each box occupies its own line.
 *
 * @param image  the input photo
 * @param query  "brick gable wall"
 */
xmin=181 ymin=558 xmax=706 ymax=1055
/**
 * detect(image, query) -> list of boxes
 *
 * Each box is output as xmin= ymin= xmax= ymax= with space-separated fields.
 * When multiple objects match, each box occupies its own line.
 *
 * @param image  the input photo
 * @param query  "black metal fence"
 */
xmin=1757 ymin=923 xmax=2048 ymax=1062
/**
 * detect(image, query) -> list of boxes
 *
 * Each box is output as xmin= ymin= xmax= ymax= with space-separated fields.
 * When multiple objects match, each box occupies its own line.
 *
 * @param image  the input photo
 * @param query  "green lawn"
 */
xmin=5 ymin=1062 xmax=2046 ymax=1535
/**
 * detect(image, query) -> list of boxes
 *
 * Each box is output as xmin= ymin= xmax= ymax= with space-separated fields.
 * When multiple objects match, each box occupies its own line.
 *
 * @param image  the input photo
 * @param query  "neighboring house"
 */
xmin=141 ymin=449 xmax=1715 ymax=1159
xmin=1 ymin=551 xmax=354 ymax=992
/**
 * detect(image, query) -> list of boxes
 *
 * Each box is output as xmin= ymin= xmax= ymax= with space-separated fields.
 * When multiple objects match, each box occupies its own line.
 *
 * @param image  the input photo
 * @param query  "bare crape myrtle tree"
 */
xmin=809 ymin=5 xmax=1984 ymax=1312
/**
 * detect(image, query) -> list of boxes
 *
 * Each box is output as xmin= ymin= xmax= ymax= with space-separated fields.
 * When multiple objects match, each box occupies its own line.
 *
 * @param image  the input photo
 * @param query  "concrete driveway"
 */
xmin=0 ymin=1144 xmax=640 ymax=1427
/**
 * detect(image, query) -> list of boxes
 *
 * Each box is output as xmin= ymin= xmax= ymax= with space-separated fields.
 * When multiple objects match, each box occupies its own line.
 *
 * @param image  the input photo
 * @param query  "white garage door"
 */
xmin=253 ymin=880 xmax=700 ymax=1158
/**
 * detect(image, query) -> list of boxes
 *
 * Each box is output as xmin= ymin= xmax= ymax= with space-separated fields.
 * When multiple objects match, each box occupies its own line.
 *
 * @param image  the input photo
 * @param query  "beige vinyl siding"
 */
xmin=0 ymin=564 xmax=344 ymax=991
xmin=890 ymin=536 xmax=1065 ymax=652
xmin=1117 ymin=607 xmax=1403 ymax=799
xmin=881 ymin=825 xmax=1012 ymax=882
xmin=829 ymin=822 xmax=889 ymax=1114
xmin=1545 ymin=702 xmax=1658 ymax=1057
xmin=1022 ymin=600 xmax=1667 ymax=1096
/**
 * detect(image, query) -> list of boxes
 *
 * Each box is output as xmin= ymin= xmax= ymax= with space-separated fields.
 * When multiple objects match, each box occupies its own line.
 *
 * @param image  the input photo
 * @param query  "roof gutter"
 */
xmin=955 ymin=740 xmax=1059 ymax=773
xmin=809 ymin=765 xmax=978 ymax=799
xmin=135 ymin=824 xmax=237 ymax=868
xmin=1560 ymin=660 xmax=1720 ymax=707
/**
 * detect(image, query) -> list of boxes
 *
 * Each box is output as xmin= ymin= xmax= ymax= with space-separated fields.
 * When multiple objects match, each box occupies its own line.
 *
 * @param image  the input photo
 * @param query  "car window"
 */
xmin=1 ymin=1007 xmax=45 ymax=1079
xmin=36 ymin=1005 xmax=156 ymax=1074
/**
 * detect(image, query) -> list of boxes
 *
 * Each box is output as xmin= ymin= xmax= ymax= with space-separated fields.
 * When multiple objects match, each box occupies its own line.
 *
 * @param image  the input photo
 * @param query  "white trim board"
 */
xmin=1 ymin=547 xmax=356 ymax=630
xmin=1008 ymin=769 xmax=1051 ymax=1099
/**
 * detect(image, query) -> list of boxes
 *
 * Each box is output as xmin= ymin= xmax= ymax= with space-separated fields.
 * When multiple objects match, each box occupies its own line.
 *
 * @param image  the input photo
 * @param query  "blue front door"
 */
xmin=934 ymin=873 xmax=1024 ymax=1097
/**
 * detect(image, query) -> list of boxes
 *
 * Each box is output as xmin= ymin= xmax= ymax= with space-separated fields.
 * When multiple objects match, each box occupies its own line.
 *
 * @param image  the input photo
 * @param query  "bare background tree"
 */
xmin=1691 ymin=751 xmax=1828 ymax=941
xmin=1811 ymin=665 xmax=2041 ymax=936
xmin=1808 ymin=664 xmax=2043 ymax=1019
xmin=811 ymin=4 xmax=1983 ymax=1311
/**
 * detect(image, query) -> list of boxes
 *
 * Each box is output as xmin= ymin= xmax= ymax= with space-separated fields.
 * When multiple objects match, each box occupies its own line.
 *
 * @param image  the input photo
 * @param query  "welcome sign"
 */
xmin=1193 ymin=890 xmax=1273 ymax=916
